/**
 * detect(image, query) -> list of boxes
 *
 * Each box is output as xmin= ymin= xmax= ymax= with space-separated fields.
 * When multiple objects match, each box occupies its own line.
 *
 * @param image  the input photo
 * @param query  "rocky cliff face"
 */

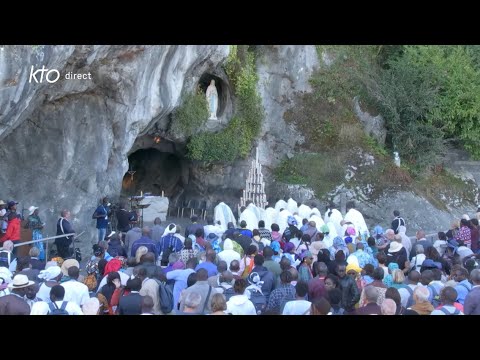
xmin=0 ymin=45 xmax=230 ymax=253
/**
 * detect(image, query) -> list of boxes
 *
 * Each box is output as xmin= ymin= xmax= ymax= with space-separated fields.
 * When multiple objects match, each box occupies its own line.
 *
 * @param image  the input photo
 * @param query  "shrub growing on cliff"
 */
xmin=172 ymin=88 xmax=209 ymax=137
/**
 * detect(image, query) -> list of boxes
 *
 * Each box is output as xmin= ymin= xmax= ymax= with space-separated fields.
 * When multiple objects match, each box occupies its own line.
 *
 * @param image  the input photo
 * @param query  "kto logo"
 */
xmin=29 ymin=65 xmax=60 ymax=84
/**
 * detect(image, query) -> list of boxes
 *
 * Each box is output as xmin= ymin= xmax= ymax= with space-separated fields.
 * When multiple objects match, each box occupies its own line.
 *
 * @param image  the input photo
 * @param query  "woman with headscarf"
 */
xmin=390 ymin=269 xmax=406 ymax=290
xmin=298 ymin=250 xmax=314 ymax=283
xmin=36 ymin=265 xmax=63 ymax=301
xmin=383 ymin=262 xmax=399 ymax=288
xmin=329 ymin=236 xmax=350 ymax=261
xmin=283 ymin=242 xmax=299 ymax=267
xmin=346 ymin=263 xmax=365 ymax=295
xmin=99 ymin=271 xmax=121 ymax=315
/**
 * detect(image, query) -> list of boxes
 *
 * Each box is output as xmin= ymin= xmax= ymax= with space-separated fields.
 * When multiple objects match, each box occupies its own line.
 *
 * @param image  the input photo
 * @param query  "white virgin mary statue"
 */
xmin=206 ymin=79 xmax=218 ymax=120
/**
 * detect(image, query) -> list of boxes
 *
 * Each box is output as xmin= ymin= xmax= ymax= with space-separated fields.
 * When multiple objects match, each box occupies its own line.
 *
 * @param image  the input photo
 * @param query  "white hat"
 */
xmin=0 ymin=200 xmax=5 ymax=206
xmin=8 ymin=274 xmax=35 ymax=289
xmin=388 ymin=241 xmax=403 ymax=253
xmin=28 ymin=206 xmax=38 ymax=216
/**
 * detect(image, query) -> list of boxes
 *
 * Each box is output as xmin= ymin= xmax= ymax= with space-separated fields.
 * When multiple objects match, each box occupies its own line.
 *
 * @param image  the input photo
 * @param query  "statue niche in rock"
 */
xmin=206 ymin=79 xmax=218 ymax=120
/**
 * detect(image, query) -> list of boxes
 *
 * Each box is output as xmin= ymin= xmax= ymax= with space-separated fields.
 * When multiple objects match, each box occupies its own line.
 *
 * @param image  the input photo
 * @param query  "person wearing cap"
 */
xmin=27 ymin=206 xmax=45 ymax=261
xmin=0 ymin=274 xmax=33 ymax=315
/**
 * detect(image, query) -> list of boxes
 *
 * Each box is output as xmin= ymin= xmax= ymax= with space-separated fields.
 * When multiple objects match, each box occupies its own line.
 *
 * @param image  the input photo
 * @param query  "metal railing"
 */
xmin=13 ymin=231 xmax=85 ymax=258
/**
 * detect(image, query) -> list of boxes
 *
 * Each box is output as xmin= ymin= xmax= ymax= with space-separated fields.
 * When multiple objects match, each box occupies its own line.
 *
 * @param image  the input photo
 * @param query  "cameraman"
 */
xmin=92 ymin=197 xmax=111 ymax=243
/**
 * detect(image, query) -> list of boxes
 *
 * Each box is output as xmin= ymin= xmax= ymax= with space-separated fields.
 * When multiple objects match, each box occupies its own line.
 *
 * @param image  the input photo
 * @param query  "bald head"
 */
xmin=142 ymin=226 xmax=151 ymax=237
xmin=229 ymin=260 xmax=240 ymax=272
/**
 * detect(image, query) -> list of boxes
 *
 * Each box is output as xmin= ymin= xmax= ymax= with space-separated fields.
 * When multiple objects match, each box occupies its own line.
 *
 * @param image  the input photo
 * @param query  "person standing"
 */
xmin=27 ymin=206 xmax=45 ymax=261
xmin=92 ymin=197 xmax=111 ymax=243
xmin=56 ymin=210 xmax=75 ymax=259
xmin=391 ymin=210 xmax=405 ymax=235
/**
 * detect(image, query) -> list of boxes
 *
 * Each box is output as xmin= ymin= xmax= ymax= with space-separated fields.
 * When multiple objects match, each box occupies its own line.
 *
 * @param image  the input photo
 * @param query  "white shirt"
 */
xmin=30 ymin=300 xmax=84 ymax=315
xmin=37 ymin=282 xmax=57 ymax=302
xmin=282 ymin=300 xmax=312 ymax=315
xmin=218 ymin=250 xmax=241 ymax=269
xmin=96 ymin=271 xmax=130 ymax=293
xmin=61 ymin=280 xmax=90 ymax=307
xmin=226 ymin=295 xmax=257 ymax=315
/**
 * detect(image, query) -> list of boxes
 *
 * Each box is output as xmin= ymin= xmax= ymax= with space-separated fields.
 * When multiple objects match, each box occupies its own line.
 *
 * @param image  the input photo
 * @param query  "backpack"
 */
xmin=403 ymin=285 xmax=415 ymax=309
xmin=247 ymin=287 xmax=267 ymax=315
xmin=155 ymin=279 xmax=174 ymax=314
xmin=438 ymin=306 xmax=461 ymax=315
xmin=221 ymin=286 xmax=236 ymax=302
xmin=48 ymin=301 xmax=69 ymax=315
xmin=428 ymin=285 xmax=441 ymax=308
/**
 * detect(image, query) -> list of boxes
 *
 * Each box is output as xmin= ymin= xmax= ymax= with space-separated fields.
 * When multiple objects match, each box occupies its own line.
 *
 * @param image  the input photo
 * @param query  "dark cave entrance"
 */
xmin=122 ymin=148 xmax=185 ymax=199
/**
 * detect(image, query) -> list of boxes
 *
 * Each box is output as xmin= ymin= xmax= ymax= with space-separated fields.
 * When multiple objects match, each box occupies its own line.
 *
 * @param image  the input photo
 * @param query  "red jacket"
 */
xmin=4 ymin=218 xmax=21 ymax=241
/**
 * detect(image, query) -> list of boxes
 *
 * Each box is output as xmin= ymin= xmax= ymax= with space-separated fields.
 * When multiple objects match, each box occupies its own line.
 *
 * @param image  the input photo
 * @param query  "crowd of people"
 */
xmin=2 ymin=194 xmax=480 ymax=315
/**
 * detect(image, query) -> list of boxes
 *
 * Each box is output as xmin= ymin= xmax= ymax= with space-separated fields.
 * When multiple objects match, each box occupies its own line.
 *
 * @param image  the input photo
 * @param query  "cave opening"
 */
xmin=122 ymin=148 xmax=185 ymax=199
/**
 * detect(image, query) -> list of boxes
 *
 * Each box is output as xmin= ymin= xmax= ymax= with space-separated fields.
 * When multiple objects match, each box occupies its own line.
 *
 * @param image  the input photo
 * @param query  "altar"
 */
xmin=135 ymin=195 xmax=169 ymax=224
